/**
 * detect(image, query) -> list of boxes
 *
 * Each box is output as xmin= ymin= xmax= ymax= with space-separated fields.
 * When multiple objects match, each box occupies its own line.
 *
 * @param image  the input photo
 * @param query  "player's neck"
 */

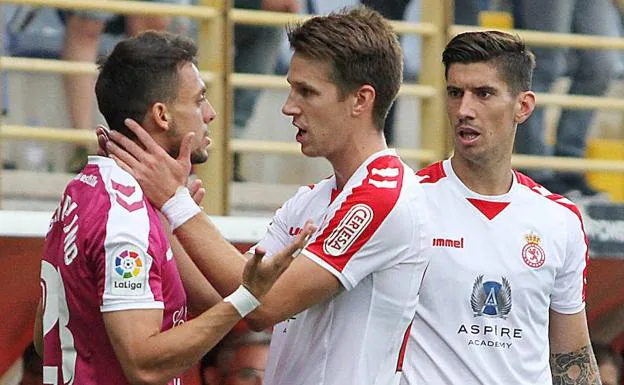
xmin=451 ymin=155 xmax=513 ymax=196
xmin=331 ymin=133 xmax=387 ymax=190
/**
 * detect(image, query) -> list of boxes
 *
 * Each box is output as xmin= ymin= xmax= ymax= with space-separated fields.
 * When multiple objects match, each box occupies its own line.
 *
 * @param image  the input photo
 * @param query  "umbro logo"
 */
xmin=432 ymin=237 xmax=464 ymax=248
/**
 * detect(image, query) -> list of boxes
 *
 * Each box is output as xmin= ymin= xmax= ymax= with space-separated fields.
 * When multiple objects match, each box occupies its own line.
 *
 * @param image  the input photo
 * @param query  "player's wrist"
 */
xmin=223 ymin=285 xmax=261 ymax=318
xmin=160 ymin=186 xmax=201 ymax=231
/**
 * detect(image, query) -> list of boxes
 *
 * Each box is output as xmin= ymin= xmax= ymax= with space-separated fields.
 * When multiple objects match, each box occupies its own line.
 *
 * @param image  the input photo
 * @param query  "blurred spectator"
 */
xmin=512 ymin=0 xmax=622 ymax=199
xmin=59 ymin=0 xmax=183 ymax=173
xmin=593 ymin=343 xmax=623 ymax=385
xmin=358 ymin=0 xmax=480 ymax=145
xmin=231 ymin=0 xmax=299 ymax=181
xmin=201 ymin=330 xmax=271 ymax=385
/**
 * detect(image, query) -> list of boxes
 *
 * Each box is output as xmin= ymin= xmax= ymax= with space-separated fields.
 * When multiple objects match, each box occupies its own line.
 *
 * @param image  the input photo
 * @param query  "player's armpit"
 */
xmin=549 ymin=309 xmax=601 ymax=385
xmin=245 ymin=255 xmax=342 ymax=331
xmin=550 ymin=345 xmax=601 ymax=385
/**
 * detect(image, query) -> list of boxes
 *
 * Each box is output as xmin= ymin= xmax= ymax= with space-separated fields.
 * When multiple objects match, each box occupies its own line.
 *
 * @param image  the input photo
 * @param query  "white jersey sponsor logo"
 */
xmin=323 ymin=204 xmax=373 ymax=256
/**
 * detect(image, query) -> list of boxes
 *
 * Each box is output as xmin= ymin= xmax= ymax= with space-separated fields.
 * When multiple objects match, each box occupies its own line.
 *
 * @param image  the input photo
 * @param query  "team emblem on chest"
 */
xmin=471 ymin=275 xmax=512 ymax=319
xmin=521 ymin=233 xmax=545 ymax=268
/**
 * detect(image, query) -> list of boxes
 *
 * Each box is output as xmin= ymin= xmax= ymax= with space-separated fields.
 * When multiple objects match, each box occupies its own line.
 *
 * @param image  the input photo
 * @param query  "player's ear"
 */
xmin=351 ymin=84 xmax=376 ymax=118
xmin=151 ymin=102 xmax=171 ymax=132
xmin=515 ymin=91 xmax=536 ymax=124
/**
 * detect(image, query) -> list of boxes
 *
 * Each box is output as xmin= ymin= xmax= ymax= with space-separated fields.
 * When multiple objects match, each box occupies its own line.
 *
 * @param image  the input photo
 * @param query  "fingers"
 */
xmin=291 ymin=221 xmax=315 ymax=258
xmin=253 ymin=247 xmax=267 ymax=263
xmin=95 ymin=125 xmax=110 ymax=156
xmin=243 ymin=246 xmax=265 ymax=281
xmin=124 ymin=118 xmax=161 ymax=153
xmin=188 ymin=179 xmax=205 ymax=206
xmin=178 ymin=132 xmax=195 ymax=163
xmin=106 ymin=137 xmax=143 ymax=171
xmin=272 ymin=220 xmax=316 ymax=265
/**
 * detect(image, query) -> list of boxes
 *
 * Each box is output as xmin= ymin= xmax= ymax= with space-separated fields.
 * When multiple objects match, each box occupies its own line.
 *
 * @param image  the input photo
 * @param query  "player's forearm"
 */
xmin=550 ymin=344 xmax=602 ymax=385
xmin=174 ymin=213 xmax=246 ymax=296
xmin=123 ymin=302 xmax=241 ymax=385
xmin=168 ymin=232 xmax=222 ymax=315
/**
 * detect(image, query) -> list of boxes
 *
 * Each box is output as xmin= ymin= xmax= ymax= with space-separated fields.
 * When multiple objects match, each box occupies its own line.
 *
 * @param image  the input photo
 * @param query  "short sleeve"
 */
xmin=98 ymin=238 xmax=163 ymax=312
xmin=302 ymin=165 xmax=426 ymax=290
xmin=94 ymin=180 xmax=167 ymax=313
xmin=550 ymin=210 xmax=588 ymax=314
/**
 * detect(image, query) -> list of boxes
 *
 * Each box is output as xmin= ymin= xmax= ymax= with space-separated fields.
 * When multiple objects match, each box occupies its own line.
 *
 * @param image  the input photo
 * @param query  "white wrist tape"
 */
xmin=224 ymin=285 xmax=260 ymax=318
xmin=161 ymin=187 xmax=201 ymax=231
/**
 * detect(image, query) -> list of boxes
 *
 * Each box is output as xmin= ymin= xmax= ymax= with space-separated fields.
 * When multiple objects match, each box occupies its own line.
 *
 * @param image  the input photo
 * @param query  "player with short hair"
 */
xmin=34 ymin=31 xmax=312 ymax=385
xmin=401 ymin=31 xmax=600 ymax=384
xmin=104 ymin=7 xmax=430 ymax=385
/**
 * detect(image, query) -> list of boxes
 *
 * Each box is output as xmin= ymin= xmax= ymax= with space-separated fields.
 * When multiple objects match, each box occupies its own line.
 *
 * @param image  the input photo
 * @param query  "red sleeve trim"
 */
xmin=306 ymin=156 xmax=404 ymax=272
xmin=396 ymin=320 xmax=413 ymax=372
xmin=514 ymin=170 xmax=589 ymax=301
xmin=415 ymin=161 xmax=446 ymax=184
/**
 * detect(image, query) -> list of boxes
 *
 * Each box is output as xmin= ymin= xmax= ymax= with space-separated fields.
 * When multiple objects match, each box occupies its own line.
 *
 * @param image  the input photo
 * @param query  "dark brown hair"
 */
xmin=287 ymin=6 xmax=403 ymax=130
xmin=443 ymin=31 xmax=535 ymax=95
xmin=95 ymin=31 xmax=198 ymax=139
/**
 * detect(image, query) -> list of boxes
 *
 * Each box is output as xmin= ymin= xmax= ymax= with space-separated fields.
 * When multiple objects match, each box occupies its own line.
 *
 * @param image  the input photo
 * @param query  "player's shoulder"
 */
xmin=415 ymin=161 xmax=448 ymax=185
xmin=72 ymin=156 xmax=142 ymax=194
xmin=364 ymin=152 xmax=414 ymax=188
xmin=84 ymin=157 xmax=156 ymax=224
xmin=513 ymin=170 xmax=584 ymax=225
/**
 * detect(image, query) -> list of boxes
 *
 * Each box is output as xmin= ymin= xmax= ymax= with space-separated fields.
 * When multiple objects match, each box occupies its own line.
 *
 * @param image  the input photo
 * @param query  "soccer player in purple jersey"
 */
xmin=34 ymin=31 xmax=313 ymax=385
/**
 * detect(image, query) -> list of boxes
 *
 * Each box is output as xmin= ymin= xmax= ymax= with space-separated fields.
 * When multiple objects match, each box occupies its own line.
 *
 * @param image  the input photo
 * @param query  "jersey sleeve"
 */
xmin=302 ymin=169 xmax=424 ymax=291
xmin=550 ymin=208 xmax=588 ymax=314
xmin=93 ymin=176 xmax=167 ymax=313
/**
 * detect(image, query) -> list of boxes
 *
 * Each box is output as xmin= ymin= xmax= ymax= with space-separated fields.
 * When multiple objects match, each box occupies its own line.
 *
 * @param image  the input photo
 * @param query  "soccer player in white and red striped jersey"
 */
xmin=401 ymin=31 xmax=601 ymax=385
xmin=33 ymin=31 xmax=312 ymax=385
xmin=105 ymin=7 xmax=430 ymax=385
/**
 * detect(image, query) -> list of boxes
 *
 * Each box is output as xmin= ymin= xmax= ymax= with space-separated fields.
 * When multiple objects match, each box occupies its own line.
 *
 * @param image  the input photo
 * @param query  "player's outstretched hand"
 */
xmin=242 ymin=220 xmax=316 ymax=299
xmin=105 ymin=118 xmax=194 ymax=209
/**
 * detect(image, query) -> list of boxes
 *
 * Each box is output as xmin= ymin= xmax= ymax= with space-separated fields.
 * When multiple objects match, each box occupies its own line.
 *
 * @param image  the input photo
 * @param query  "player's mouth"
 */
xmin=457 ymin=126 xmax=480 ymax=145
xmin=294 ymin=122 xmax=307 ymax=143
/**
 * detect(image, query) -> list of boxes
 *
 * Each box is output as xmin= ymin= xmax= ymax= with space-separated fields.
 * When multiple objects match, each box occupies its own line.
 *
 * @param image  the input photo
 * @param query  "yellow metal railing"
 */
xmin=1 ymin=0 xmax=624 ymax=213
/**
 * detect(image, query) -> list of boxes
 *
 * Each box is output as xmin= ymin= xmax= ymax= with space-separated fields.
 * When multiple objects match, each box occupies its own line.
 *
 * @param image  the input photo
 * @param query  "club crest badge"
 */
xmin=471 ymin=275 xmax=512 ymax=319
xmin=522 ymin=233 xmax=545 ymax=268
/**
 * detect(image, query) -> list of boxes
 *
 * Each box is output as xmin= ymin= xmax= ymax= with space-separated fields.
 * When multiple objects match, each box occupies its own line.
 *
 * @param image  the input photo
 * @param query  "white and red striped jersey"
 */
xmin=254 ymin=149 xmax=430 ymax=385
xmin=41 ymin=156 xmax=187 ymax=385
xmin=401 ymin=159 xmax=588 ymax=385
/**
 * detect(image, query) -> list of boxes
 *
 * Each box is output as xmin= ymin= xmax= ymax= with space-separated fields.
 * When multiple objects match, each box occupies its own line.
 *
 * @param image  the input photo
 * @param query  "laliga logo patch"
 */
xmin=115 ymin=250 xmax=143 ymax=278
xmin=112 ymin=248 xmax=147 ymax=295
xmin=521 ymin=233 xmax=545 ymax=268
xmin=323 ymin=204 xmax=373 ymax=256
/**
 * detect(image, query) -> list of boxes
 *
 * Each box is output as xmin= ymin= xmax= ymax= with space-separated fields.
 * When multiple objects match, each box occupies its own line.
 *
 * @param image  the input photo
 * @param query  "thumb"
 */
xmin=179 ymin=132 xmax=195 ymax=162
xmin=253 ymin=247 xmax=266 ymax=264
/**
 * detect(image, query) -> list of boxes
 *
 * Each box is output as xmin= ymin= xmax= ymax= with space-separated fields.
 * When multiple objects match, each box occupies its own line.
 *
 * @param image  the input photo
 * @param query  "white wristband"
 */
xmin=224 ymin=285 xmax=261 ymax=318
xmin=161 ymin=187 xmax=201 ymax=231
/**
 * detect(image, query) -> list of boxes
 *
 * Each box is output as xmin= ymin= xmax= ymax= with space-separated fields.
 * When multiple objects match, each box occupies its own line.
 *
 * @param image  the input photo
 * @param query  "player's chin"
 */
xmin=300 ymin=144 xmax=322 ymax=158
xmin=190 ymin=149 xmax=209 ymax=165
xmin=455 ymin=143 xmax=484 ymax=159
